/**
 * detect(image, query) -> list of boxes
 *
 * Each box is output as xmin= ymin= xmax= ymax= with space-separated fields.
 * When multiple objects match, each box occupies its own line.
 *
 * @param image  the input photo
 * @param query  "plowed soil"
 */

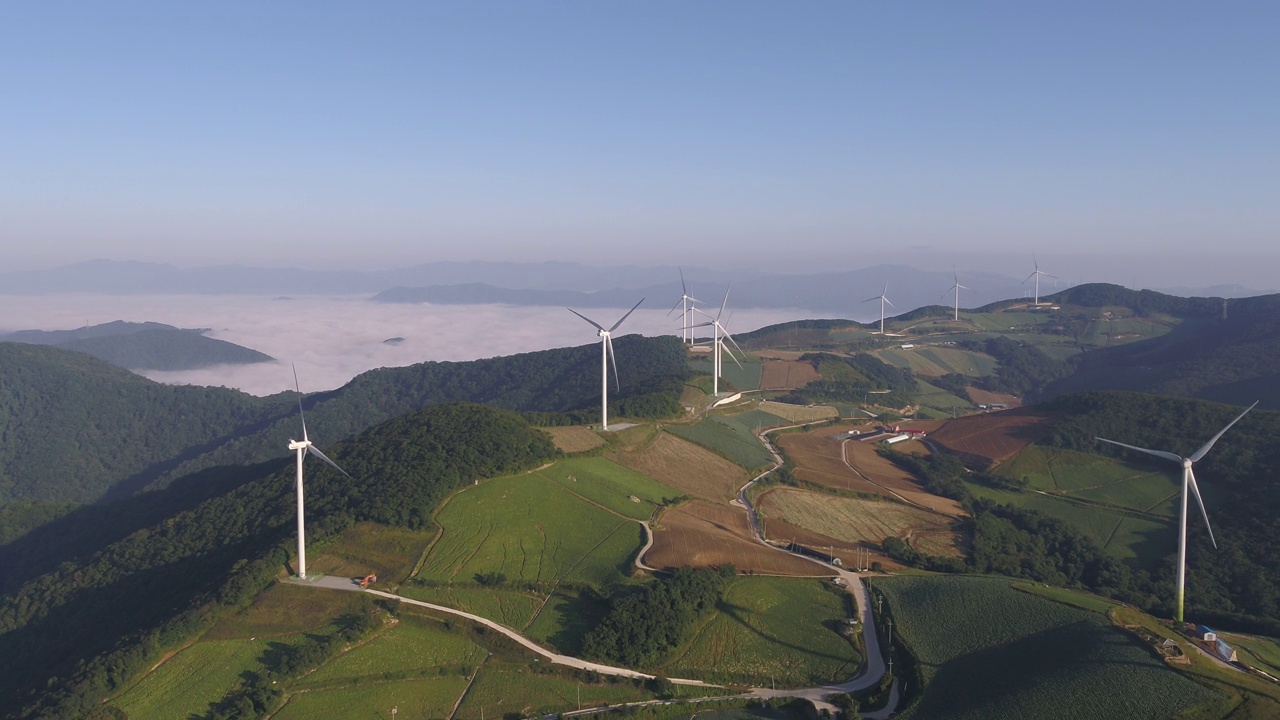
xmin=928 ymin=408 xmax=1050 ymax=468
xmin=965 ymin=387 xmax=1022 ymax=408
xmin=759 ymin=488 xmax=961 ymax=556
xmin=646 ymin=500 xmax=826 ymax=576
xmin=760 ymin=359 xmax=821 ymax=390
xmin=543 ymin=426 xmax=606 ymax=453
xmin=611 ymin=431 xmax=748 ymax=501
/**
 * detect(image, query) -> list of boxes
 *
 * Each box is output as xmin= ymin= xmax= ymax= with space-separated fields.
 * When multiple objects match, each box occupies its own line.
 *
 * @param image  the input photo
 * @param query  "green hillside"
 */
xmin=0 ymin=403 xmax=558 ymax=720
xmin=4 ymin=320 xmax=274 ymax=370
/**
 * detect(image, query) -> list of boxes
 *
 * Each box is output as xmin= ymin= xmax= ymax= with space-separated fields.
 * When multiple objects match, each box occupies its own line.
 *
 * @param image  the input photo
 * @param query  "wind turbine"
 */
xmin=863 ymin=284 xmax=894 ymax=334
xmin=1022 ymin=255 xmax=1056 ymax=306
xmin=288 ymin=365 xmax=351 ymax=580
xmin=1096 ymin=401 xmax=1257 ymax=622
xmin=666 ymin=269 xmax=699 ymax=346
xmin=693 ymin=287 xmax=744 ymax=397
xmin=941 ymin=269 xmax=968 ymax=321
xmin=568 ymin=298 xmax=644 ymax=431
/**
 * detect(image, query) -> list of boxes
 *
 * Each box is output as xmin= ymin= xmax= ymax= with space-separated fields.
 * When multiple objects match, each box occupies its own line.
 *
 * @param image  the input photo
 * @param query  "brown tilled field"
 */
xmin=759 ymin=488 xmax=962 ymax=558
xmin=760 ymin=359 xmax=821 ymax=390
xmin=965 ymin=387 xmax=1022 ymax=408
xmin=542 ymin=426 xmax=606 ymax=453
xmin=756 ymin=400 xmax=837 ymax=423
xmin=761 ymin=518 xmax=901 ymax=569
xmin=611 ymin=431 xmax=748 ymax=501
xmin=779 ymin=425 xmax=965 ymax=516
xmin=646 ymin=500 xmax=826 ymax=576
xmin=928 ymin=408 xmax=1049 ymax=467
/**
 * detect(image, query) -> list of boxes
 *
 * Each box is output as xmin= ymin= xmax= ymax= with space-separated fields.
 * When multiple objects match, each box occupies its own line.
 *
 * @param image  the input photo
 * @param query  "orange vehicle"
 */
xmin=357 ymin=574 xmax=377 ymax=588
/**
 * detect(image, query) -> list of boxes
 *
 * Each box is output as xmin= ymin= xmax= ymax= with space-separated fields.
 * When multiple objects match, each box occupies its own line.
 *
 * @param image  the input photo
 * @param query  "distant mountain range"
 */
xmin=1 ymin=320 xmax=273 ymax=371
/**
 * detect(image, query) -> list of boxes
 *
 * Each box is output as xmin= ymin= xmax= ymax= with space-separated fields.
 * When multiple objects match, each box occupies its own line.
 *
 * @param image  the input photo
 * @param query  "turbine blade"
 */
xmin=862 ymin=294 xmax=880 ymax=303
xmin=1096 ymin=437 xmax=1184 ymax=465
xmin=884 ymin=296 xmax=895 ymax=308
xmin=606 ymin=333 xmax=621 ymax=391
xmin=679 ymin=268 xmax=687 ymax=295
xmin=307 ymin=444 xmax=351 ymax=478
xmin=1189 ymin=401 xmax=1258 ymax=463
xmin=567 ymin=307 xmax=604 ymax=332
xmin=720 ymin=339 xmax=743 ymax=369
xmin=717 ymin=285 xmax=731 ymax=321
xmin=690 ymin=320 xmax=714 ymax=329
xmin=957 ymin=283 xmax=969 ymax=290
xmin=1042 ymin=272 xmax=1058 ymax=280
xmin=939 ymin=289 xmax=953 ymax=302
xmin=609 ymin=297 xmax=644 ymax=333
xmin=1187 ymin=467 xmax=1217 ymax=549
xmin=722 ymin=328 xmax=746 ymax=358
xmin=1021 ymin=271 xmax=1037 ymax=285
xmin=667 ymin=296 xmax=683 ymax=316
xmin=292 ymin=363 xmax=308 ymax=441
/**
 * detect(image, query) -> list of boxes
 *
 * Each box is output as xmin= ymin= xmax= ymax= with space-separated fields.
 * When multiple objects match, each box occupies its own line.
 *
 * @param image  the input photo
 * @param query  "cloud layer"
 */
xmin=0 ymin=294 xmax=835 ymax=395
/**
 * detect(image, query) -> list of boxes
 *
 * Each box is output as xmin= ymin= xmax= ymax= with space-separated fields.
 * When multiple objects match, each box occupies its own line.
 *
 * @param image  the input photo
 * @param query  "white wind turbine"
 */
xmin=667 ymin=269 xmax=700 ymax=345
xmin=1096 ymin=401 xmax=1257 ymax=623
xmin=288 ymin=365 xmax=351 ymax=580
xmin=1022 ymin=255 xmax=1056 ymax=306
xmin=693 ymin=287 xmax=745 ymax=397
xmin=568 ymin=298 xmax=644 ymax=431
xmin=941 ymin=269 xmax=969 ymax=321
xmin=863 ymin=284 xmax=894 ymax=334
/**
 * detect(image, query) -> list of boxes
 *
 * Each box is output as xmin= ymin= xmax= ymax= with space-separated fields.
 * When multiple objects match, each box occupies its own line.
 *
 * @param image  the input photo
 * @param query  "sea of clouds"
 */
xmin=0 ymin=294 xmax=855 ymax=396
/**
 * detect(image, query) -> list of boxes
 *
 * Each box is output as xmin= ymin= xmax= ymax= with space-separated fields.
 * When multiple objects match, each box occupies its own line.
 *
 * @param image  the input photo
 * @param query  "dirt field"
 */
xmin=778 ymin=424 xmax=964 ymax=517
xmin=646 ymin=500 xmax=827 ymax=576
xmin=759 ymin=488 xmax=962 ymax=558
xmin=754 ymin=349 xmax=807 ymax=360
xmin=756 ymin=400 xmax=837 ymax=423
xmin=543 ymin=426 xmax=606 ymax=453
xmin=965 ymin=387 xmax=1023 ymax=408
xmin=760 ymin=359 xmax=821 ymax=390
xmin=611 ymin=431 xmax=748 ymax=501
xmin=927 ymin=408 xmax=1050 ymax=468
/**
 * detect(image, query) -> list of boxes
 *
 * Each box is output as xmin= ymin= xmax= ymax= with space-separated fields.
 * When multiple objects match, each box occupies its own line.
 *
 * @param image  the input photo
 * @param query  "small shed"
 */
xmin=1195 ymin=625 xmax=1217 ymax=642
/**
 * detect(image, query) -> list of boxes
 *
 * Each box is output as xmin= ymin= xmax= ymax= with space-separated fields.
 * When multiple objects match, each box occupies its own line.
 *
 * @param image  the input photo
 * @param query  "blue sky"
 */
xmin=2 ymin=2 xmax=1277 ymax=284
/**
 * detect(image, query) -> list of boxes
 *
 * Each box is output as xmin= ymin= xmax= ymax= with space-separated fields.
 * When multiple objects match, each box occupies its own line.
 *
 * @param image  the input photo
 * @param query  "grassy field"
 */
xmin=300 ymin=616 xmax=487 ymax=687
xmin=873 ymin=576 xmax=1216 ymax=720
xmin=759 ymin=488 xmax=957 ymax=554
xmin=453 ymin=666 xmax=657 ymax=719
xmin=668 ymin=417 xmax=774 ymax=469
xmin=756 ymin=400 xmax=839 ymax=423
xmin=663 ymin=576 xmax=859 ymax=687
xmin=996 ymin=445 xmax=1179 ymax=516
xmin=690 ymin=355 xmax=764 ymax=392
xmin=205 ymin=583 xmax=373 ymax=640
xmin=611 ymin=431 xmax=747 ymax=502
xmin=874 ymin=347 xmax=994 ymax=377
xmin=273 ymin=676 xmax=470 ymax=719
xmin=111 ymin=639 xmax=272 ymax=720
xmin=400 ymin=584 xmax=546 ymax=629
xmin=914 ymin=379 xmax=973 ymax=415
xmin=1221 ymin=632 xmax=1280 ymax=678
xmin=308 ymin=521 xmax=439 ymax=583
xmin=537 ymin=455 xmax=683 ymax=521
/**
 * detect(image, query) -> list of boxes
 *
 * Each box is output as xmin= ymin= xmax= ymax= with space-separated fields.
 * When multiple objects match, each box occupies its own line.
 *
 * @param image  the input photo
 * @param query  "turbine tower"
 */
xmin=941 ymin=269 xmax=969 ymax=321
xmin=1096 ymin=401 xmax=1257 ymax=622
xmin=693 ymin=287 xmax=744 ymax=397
xmin=863 ymin=284 xmax=894 ymax=334
xmin=1022 ymin=255 xmax=1056 ymax=306
xmin=288 ymin=365 xmax=351 ymax=580
xmin=667 ymin=269 xmax=699 ymax=345
xmin=568 ymin=298 xmax=644 ymax=431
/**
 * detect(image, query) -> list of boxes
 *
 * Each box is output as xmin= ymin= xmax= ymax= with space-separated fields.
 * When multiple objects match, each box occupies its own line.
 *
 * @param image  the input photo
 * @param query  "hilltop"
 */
xmin=2 ymin=320 xmax=274 ymax=371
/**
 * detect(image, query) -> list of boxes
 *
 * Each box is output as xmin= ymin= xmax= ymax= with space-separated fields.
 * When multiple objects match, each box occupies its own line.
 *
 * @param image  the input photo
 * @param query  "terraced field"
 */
xmin=872 ymin=576 xmax=1216 ymax=720
xmin=111 ymin=639 xmax=273 ymax=720
xmin=538 ymin=455 xmax=683 ymax=521
xmin=299 ymin=617 xmax=487 ymax=686
xmin=875 ymin=347 xmax=995 ymax=377
xmin=663 ymin=576 xmax=859 ymax=687
xmin=758 ymin=488 xmax=960 ymax=557
xmin=756 ymin=400 xmax=839 ymax=423
xmin=668 ymin=416 xmax=774 ymax=469
xmin=612 ymin=431 xmax=747 ymax=501
xmin=647 ymin=499 xmax=821 ymax=576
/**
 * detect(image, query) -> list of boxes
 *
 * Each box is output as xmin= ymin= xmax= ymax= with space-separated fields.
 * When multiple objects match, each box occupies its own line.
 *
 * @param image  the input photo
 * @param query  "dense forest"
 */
xmin=962 ymin=337 xmax=1071 ymax=399
xmin=882 ymin=391 xmax=1280 ymax=632
xmin=0 ymin=403 xmax=559 ymax=719
xmin=0 ymin=334 xmax=686 ymax=507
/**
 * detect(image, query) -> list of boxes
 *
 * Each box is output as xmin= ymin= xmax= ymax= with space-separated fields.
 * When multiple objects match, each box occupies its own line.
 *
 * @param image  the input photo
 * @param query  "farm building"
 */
xmin=881 ymin=434 xmax=911 ymax=445
xmin=1195 ymin=625 xmax=1217 ymax=642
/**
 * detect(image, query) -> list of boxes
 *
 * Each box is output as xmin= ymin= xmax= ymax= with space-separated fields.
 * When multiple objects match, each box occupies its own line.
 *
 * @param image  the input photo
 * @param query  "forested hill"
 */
xmin=0 ymin=403 xmax=559 ymax=720
xmin=3 ymin=320 xmax=274 ymax=370
xmin=0 ymin=334 xmax=686 ymax=506
xmin=1042 ymin=289 xmax=1280 ymax=408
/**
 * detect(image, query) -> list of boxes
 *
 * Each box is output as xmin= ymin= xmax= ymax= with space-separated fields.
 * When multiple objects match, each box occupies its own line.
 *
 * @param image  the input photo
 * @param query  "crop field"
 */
xmin=308 ymin=521 xmax=438 ymax=583
xmin=875 ymin=347 xmax=994 ymax=377
xmin=1011 ymin=581 xmax=1120 ymax=614
xmin=926 ymin=409 xmax=1050 ymax=467
xmin=612 ymin=431 xmax=747 ymax=501
xmin=996 ymin=446 xmax=1179 ymax=516
xmin=723 ymin=408 xmax=791 ymax=431
xmin=664 ymin=576 xmax=859 ymax=687
xmin=1077 ymin=314 xmax=1178 ymax=347
xmin=112 ymin=639 xmax=271 ymax=720
xmin=914 ymin=379 xmax=974 ymax=414
xmin=760 ymin=358 xmax=820 ymax=389
xmin=874 ymin=576 xmax=1215 ymax=720
xmin=273 ymin=676 xmax=470 ymax=720
xmin=647 ymin=500 xmax=822 ymax=576
xmin=756 ymin=399 xmax=838 ymax=423
xmin=537 ymin=456 xmax=682 ymax=521
xmin=689 ymin=355 xmax=764 ymax=392
xmin=838 ymin=435 xmax=965 ymax=516
xmin=668 ymin=417 xmax=774 ymax=469
xmin=417 ymin=473 xmax=640 ymax=590
xmin=205 ymin=583 xmax=372 ymax=640
xmin=758 ymin=488 xmax=961 ymax=557
xmin=543 ymin=425 xmax=606 ymax=453
xmin=300 ymin=616 xmax=487 ymax=686
xmin=453 ymin=667 xmax=656 ymax=719
xmin=399 ymin=584 xmax=546 ymax=631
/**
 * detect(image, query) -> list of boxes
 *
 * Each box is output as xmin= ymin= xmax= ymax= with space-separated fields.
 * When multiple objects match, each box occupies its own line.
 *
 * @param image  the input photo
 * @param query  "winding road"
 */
xmin=296 ymin=417 xmax=896 ymax=715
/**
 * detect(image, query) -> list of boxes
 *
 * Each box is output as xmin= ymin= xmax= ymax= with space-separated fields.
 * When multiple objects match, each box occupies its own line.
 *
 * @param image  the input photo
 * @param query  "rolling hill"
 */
xmin=3 ymin=320 xmax=275 ymax=371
